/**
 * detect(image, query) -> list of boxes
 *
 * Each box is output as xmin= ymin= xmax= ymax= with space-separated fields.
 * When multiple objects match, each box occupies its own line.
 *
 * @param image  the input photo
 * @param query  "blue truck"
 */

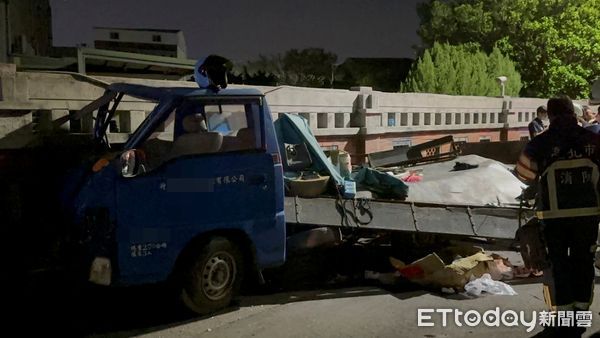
xmin=48 ymin=81 xmax=526 ymax=315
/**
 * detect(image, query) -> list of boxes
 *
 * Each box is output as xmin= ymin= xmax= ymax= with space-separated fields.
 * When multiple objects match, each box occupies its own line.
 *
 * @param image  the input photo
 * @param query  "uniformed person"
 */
xmin=516 ymin=96 xmax=600 ymax=337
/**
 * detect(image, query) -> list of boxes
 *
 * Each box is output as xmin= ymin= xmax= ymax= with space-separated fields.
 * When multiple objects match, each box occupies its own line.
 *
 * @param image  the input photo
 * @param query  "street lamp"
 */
xmin=330 ymin=64 xmax=337 ymax=88
xmin=330 ymin=61 xmax=344 ymax=88
xmin=496 ymin=76 xmax=507 ymax=97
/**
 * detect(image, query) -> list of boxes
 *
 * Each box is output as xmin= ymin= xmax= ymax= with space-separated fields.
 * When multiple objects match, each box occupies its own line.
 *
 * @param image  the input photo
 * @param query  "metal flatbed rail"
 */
xmin=284 ymin=196 xmax=532 ymax=240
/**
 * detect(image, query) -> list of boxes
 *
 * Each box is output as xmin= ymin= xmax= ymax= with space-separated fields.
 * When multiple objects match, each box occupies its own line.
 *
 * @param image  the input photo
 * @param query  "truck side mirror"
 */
xmin=120 ymin=149 xmax=145 ymax=177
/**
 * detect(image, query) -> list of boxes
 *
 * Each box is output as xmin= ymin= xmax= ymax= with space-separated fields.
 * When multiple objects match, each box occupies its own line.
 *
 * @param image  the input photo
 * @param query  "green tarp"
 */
xmin=354 ymin=167 xmax=409 ymax=199
xmin=274 ymin=114 xmax=344 ymax=187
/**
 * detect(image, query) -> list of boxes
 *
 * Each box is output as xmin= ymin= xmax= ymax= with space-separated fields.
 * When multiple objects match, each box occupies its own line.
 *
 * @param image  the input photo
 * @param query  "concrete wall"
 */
xmin=1 ymin=68 xmax=598 ymax=163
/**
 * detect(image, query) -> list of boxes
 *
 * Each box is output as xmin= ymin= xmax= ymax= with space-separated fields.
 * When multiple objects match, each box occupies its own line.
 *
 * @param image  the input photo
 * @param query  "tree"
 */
xmin=232 ymin=55 xmax=282 ymax=86
xmin=282 ymin=48 xmax=338 ymax=87
xmin=404 ymin=49 xmax=436 ymax=93
xmin=416 ymin=0 xmax=600 ymax=98
xmin=333 ymin=58 xmax=413 ymax=92
xmin=401 ymin=42 xmax=522 ymax=96
xmin=238 ymin=48 xmax=338 ymax=87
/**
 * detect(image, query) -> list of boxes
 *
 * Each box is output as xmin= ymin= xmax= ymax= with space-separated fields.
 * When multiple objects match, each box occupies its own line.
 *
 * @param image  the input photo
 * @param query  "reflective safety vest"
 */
xmin=536 ymin=158 xmax=600 ymax=219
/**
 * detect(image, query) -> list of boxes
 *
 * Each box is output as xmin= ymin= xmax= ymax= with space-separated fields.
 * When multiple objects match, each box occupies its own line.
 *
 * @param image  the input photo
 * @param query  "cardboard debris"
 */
xmin=391 ymin=251 xmax=494 ymax=290
xmin=389 ymin=257 xmax=406 ymax=271
xmin=389 ymin=246 xmax=543 ymax=290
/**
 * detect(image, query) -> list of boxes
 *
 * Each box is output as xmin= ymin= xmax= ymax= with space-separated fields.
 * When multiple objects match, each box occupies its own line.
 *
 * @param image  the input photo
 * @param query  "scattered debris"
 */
xmin=488 ymin=253 xmax=514 ymax=280
xmin=452 ymin=162 xmax=479 ymax=171
xmin=441 ymin=287 xmax=455 ymax=294
xmin=513 ymin=266 xmax=543 ymax=278
xmin=398 ymin=170 xmax=424 ymax=182
xmin=387 ymin=246 xmax=542 ymax=292
xmin=464 ymin=273 xmax=518 ymax=296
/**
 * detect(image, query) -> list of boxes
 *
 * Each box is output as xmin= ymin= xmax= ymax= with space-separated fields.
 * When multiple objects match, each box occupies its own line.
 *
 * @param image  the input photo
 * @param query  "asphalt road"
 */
xmin=13 ymin=247 xmax=600 ymax=338
xmin=128 ymin=282 xmax=600 ymax=338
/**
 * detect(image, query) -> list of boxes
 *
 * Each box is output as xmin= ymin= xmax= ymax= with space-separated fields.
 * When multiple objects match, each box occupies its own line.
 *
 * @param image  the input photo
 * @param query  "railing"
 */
xmin=0 ymin=68 xmax=570 ymax=149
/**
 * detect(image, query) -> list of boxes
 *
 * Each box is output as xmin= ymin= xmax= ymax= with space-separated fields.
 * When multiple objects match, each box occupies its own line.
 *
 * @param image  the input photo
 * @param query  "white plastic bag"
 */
xmin=464 ymin=273 xmax=518 ymax=297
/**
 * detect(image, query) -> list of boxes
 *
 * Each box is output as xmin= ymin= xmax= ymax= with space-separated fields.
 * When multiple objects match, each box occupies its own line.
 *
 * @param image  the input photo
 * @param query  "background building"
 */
xmin=0 ymin=0 xmax=53 ymax=62
xmin=93 ymin=27 xmax=188 ymax=59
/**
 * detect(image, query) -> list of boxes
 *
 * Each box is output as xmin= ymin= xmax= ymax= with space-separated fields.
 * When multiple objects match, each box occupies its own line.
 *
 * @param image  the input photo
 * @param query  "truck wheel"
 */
xmin=180 ymin=237 xmax=243 ymax=315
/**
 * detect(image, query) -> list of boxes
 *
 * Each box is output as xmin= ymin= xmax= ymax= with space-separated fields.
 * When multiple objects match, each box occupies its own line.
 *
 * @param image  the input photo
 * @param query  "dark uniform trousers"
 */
xmin=542 ymin=215 xmax=599 ymax=310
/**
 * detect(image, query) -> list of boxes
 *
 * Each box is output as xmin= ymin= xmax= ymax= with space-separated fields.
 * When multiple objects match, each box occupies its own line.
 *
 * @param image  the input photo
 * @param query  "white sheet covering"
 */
xmin=401 ymin=155 xmax=525 ymax=207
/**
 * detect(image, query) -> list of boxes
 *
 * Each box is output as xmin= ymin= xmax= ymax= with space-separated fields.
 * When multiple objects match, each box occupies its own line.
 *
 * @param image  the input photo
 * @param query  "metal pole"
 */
xmin=330 ymin=64 xmax=335 ymax=88
xmin=77 ymin=47 xmax=86 ymax=74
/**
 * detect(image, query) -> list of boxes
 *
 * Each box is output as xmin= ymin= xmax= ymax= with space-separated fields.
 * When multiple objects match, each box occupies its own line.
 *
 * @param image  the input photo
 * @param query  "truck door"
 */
xmin=116 ymin=97 xmax=276 ymax=284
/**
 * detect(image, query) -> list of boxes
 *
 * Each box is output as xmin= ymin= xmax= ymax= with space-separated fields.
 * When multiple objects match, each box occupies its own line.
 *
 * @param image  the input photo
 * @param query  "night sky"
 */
xmin=49 ymin=0 xmax=423 ymax=62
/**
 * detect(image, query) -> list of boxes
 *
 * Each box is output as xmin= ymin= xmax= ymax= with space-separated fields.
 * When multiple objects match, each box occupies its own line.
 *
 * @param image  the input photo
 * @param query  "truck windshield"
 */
xmin=129 ymin=95 xmax=264 ymax=172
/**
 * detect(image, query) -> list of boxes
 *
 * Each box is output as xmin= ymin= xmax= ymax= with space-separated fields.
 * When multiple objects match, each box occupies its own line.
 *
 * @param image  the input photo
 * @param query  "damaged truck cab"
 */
xmin=71 ymin=83 xmax=285 ymax=314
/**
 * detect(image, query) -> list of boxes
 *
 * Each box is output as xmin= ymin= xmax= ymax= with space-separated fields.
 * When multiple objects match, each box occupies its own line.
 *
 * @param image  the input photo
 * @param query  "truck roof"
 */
xmin=107 ymin=83 xmax=264 ymax=101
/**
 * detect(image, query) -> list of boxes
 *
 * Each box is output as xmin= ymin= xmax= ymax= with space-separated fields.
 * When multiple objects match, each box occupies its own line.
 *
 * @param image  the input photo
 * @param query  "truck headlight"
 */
xmin=89 ymin=256 xmax=112 ymax=286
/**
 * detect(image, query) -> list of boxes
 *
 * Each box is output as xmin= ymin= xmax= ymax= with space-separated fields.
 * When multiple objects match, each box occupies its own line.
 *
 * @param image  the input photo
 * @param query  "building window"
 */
xmin=482 ymin=113 xmax=487 ymax=124
xmin=152 ymin=34 xmax=162 ymax=42
xmin=335 ymin=113 xmax=346 ymax=128
xmin=474 ymin=113 xmax=479 ymax=124
xmin=464 ymin=113 xmax=471 ymax=124
xmin=455 ymin=136 xmax=468 ymax=143
xmin=498 ymin=113 xmax=506 ymax=124
xmin=435 ymin=113 xmax=442 ymax=125
xmin=518 ymin=112 xmax=523 ymax=122
xmin=387 ymin=113 xmax=396 ymax=127
xmin=490 ymin=113 xmax=495 ymax=123
xmin=445 ymin=113 xmax=452 ymax=125
xmin=400 ymin=113 xmax=408 ymax=126
xmin=412 ymin=112 xmax=420 ymax=126
xmin=479 ymin=136 xmax=491 ymax=143
xmin=424 ymin=113 xmax=431 ymax=125
xmin=455 ymin=113 xmax=462 ymax=125
xmin=393 ymin=139 xmax=412 ymax=149
xmin=317 ymin=113 xmax=328 ymax=128
xmin=520 ymin=136 xmax=530 ymax=141
xmin=109 ymin=32 xmax=120 ymax=40
xmin=525 ymin=112 xmax=530 ymax=121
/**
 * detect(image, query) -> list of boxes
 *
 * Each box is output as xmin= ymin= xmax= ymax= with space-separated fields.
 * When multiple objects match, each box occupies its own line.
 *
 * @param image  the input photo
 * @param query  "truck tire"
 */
xmin=180 ymin=237 xmax=243 ymax=315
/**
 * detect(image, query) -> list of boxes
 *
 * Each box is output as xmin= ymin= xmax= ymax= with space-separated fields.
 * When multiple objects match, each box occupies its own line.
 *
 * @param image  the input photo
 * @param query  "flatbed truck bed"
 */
xmin=285 ymin=196 xmax=531 ymax=240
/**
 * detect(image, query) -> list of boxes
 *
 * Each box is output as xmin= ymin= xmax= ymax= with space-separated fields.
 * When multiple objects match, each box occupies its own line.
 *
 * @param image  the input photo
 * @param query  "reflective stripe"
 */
xmin=555 ymin=304 xmax=575 ymax=311
xmin=543 ymin=285 xmax=554 ymax=310
xmin=537 ymin=158 xmax=600 ymax=219
xmin=543 ymin=285 xmax=576 ymax=311
xmin=537 ymin=207 xmax=600 ymax=219
xmin=573 ymin=302 xmax=590 ymax=311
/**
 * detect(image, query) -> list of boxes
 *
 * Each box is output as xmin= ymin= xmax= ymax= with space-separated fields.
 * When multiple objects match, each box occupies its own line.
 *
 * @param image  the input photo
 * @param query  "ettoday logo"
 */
xmin=417 ymin=308 xmax=592 ymax=333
